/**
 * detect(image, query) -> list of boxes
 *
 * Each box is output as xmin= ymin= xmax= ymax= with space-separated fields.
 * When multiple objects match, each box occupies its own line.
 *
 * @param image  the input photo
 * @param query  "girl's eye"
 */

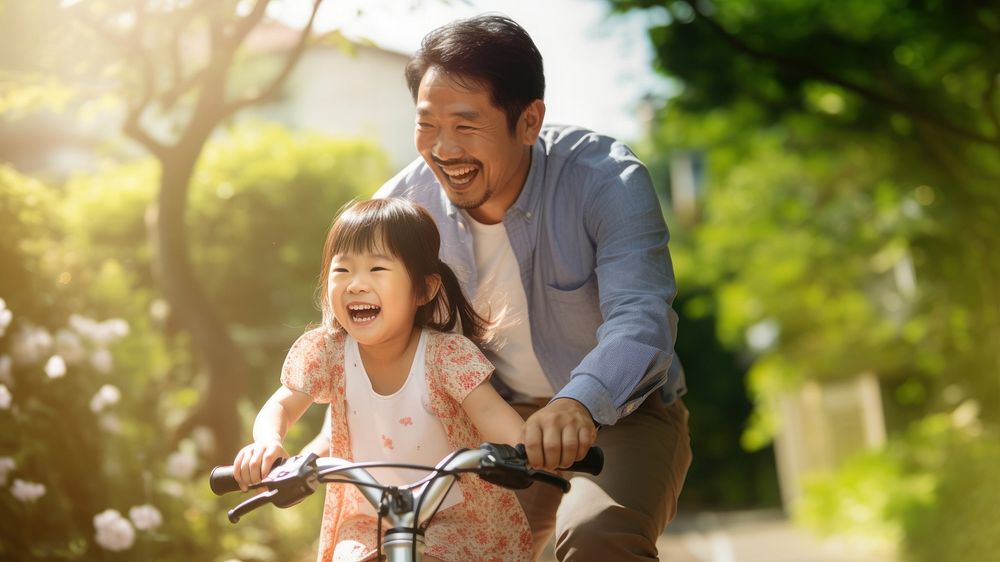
xmin=371 ymin=267 xmax=387 ymax=272
xmin=332 ymin=267 xmax=348 ymax=273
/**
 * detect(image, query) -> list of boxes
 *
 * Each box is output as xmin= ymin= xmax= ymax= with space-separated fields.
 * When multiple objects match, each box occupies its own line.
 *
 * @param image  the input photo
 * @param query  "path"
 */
xmin=541 ymin=510 xmax=897 ymax=562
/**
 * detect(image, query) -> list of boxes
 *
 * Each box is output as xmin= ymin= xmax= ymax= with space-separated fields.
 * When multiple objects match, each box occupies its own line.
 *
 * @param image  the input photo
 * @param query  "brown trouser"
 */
xmin=511 ymin=396 xmax=691 ymax=561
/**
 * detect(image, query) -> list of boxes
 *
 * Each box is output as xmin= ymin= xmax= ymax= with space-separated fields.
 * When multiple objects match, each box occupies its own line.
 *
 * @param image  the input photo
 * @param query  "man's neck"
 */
xmin=467 ymin=145 xmax=533 ymax=225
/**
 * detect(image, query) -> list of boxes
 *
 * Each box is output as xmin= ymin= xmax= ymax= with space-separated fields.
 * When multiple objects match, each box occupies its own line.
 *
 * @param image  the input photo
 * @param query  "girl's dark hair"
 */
xmin=405 ymin=14 xmax=544 ymax=133
xmin=318 ymin=198 xmax=489 ymax=344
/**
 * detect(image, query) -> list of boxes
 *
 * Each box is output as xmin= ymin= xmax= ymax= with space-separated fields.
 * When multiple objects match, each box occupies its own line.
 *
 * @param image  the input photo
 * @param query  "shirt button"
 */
xmin=624 ymin=402 xmax=637 ymax=415
xmin=525 ymin=212 xmax=532 ymax=219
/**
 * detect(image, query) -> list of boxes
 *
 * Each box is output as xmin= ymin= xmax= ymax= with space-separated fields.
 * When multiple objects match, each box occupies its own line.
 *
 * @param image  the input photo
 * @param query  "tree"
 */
xmin=605 ymin=6 xmax=1000 ymax=544
xmin=612 ymin=0 xmax=1000 ymax=428
xmin=3 ymin=0 xmax=326 ymax=459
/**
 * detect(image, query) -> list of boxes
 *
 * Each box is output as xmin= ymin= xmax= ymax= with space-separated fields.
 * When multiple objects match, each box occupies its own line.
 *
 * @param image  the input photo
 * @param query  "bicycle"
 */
xmin=209 ymin=442 xmax=604 ymax=562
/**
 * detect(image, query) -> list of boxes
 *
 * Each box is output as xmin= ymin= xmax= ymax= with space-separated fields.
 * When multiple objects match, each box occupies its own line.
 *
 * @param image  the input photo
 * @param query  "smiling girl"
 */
xmin=231 ymin=198 xmax=531 ymax=561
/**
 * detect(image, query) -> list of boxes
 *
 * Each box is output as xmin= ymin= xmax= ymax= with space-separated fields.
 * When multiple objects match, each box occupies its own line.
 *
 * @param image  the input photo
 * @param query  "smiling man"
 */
xmin=369 ymin=15 xmax=690 ymax=561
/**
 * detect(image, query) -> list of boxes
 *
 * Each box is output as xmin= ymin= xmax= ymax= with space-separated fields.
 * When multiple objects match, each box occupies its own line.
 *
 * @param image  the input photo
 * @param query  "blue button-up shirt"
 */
xmin=376 ymin=124 xmax=685 ymax=425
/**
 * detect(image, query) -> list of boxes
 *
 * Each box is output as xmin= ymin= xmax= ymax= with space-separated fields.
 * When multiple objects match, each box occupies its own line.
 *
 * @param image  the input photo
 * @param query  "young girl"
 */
xmin=232 ymin=198 xmax=531 ymax=562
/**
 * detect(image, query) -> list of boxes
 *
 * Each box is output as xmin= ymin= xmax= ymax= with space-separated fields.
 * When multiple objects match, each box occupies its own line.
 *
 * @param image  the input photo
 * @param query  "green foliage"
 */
xmin=188 ymin=123 xmax=389 ymax=330
xmin=61 ymin=122 xmax=388 ymax=377
xmin=902 ymin=428 xmax=1000 ymax=562
xmin=795 ymin=408 xmax=1000 ymax=562
xmin=613 ymin=0 xmax=1000 ymax=545
xmin=0 ymin=125 xmax=387 ymax=560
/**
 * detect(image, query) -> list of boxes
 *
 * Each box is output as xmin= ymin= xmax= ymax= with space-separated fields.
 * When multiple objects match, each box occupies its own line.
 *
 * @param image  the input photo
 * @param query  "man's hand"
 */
xmin=522 ymin=398 xmax=598 ymax=471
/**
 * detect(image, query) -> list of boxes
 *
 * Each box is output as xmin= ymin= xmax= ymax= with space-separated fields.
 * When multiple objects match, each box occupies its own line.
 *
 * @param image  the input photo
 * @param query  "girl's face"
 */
xmin=327 ymin=248 xmax=423 ymax=349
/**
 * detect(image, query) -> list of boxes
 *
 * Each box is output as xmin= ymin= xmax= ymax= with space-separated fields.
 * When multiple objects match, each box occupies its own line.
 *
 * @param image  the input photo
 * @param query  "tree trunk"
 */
xmin=154 ymin=143 xmax=248 ymax=463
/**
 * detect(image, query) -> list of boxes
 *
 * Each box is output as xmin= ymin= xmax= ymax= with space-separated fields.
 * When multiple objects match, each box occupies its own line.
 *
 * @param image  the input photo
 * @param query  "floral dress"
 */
xmin=280 ymin=328 xmax=532 ymax=562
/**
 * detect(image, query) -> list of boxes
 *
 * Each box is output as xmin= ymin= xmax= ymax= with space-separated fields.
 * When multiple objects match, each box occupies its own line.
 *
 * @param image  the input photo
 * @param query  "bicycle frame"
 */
xmin=313 ymin=448 xmax=493 ymax=561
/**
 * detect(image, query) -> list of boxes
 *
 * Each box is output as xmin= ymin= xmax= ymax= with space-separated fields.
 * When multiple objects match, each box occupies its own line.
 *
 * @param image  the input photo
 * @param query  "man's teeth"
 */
xmin=442 ymin=165 xmax=477 ymax=184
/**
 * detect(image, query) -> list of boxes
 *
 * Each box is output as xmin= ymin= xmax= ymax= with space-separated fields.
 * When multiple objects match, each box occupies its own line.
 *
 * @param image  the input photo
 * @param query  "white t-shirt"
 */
xmin=465 ymin=214 xmax=554 ymax=399
xmin=344 ymin=329 xmax=463 ymax=516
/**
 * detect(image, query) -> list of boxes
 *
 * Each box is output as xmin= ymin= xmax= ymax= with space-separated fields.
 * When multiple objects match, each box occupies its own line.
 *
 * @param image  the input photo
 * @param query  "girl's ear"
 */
xmin=419 ymin=274 xmax=442 ymax=306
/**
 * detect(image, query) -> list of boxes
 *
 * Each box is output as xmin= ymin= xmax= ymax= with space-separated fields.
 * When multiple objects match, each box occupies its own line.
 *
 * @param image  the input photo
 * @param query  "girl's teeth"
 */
xmin=348 ymin=304 xmax=380 ymax=322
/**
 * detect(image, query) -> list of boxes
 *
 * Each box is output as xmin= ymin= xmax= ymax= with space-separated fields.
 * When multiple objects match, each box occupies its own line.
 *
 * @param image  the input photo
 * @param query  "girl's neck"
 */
xmin=357 ymin=326 xmax=423 ymax=395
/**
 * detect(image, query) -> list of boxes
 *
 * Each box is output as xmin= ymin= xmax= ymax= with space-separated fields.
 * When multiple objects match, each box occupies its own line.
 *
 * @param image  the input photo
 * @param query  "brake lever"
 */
xmin=228 ymin=489 xmax=279 ymax=523
xmin=224 ymin=453 xmax=320 ymax=524
xmin=524 ymin=468 xmax=571 ymax=493
xmin=261 ymin=452 xmax=320 ymax=508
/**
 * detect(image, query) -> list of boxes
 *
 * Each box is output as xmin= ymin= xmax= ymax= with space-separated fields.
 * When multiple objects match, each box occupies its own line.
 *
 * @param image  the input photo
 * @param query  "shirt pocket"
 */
xmin=543 ymin=273 xmax=603 ymax=350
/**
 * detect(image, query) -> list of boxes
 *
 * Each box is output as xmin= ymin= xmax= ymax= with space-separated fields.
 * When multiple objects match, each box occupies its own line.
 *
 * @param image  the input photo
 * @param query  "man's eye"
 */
xmin=417 ymin=122 xmax=434 ymax=129
xmin=457 ymin=125 xmax=476 ymax=131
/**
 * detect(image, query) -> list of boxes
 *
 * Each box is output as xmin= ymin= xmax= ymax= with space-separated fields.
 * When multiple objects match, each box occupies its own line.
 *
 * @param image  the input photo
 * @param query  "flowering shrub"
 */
xmin=0 ymin=126 xmax=383 ymax=559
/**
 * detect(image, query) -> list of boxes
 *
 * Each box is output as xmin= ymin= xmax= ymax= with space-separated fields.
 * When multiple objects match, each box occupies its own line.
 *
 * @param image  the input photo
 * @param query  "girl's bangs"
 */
xmin=329 ymin=209 xmax=403 ymax=259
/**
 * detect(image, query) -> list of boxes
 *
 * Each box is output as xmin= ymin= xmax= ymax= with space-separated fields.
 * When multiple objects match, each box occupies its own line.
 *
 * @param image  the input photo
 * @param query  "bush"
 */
xmin=794 ymin=406 xmax=999 ymax=562
xmin=0 ymin=124 xmax=389 ymax=560
xmin=902 ymin=425 xmax=1000 ymax=562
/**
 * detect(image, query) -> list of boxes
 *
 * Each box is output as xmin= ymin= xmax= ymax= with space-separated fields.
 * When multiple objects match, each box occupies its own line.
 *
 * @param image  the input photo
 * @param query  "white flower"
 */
xmin=93 ymin=509 xmax=135 ymax=551
xmin=44 ymin=355 xmax=67 ymax=378
xmin=190 ymin=426 xmax=216 ymax=454
xmin=0 ymin=298 xmax=11 ymax=337
xmin=55 ymin=329 xmax=86 ymax=364
xmin=0 ymin=457 xmax=15 ymax=486
xmin=69 ymin=314 xmax=98 ymax=338
xmin=99 ymin=414 xmax=122 ymax=434
xmin=0 ymin=355 xmax=12 ymax=385
xmin=11 ymin=479 xmax=46 ymax=503
xmin=70 ymin=315 xmax=130 ymax=346
xmin=89 ymin=384 xmax=122 ymax=413
xmin=90 ymin=348 xmax=114 ymax=374
xmin=11 ymin=325 xmax=52 ymax=365
xmin=166 ymin=449 xmax=197 ymax=480
xmin=149 ymin=299 xmax=169 ymax=323
xmin=0 ymin=384 xmax=10 ymax=410
xmin=103 ymin=318 xmax=130 ymax=339
xmin=128 ymin=504 xmax=163 ymax=531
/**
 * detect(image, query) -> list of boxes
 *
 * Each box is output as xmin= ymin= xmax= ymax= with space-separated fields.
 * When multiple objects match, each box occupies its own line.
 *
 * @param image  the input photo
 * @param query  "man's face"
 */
xmin=414 ymin=67 xmax=540 ymax=224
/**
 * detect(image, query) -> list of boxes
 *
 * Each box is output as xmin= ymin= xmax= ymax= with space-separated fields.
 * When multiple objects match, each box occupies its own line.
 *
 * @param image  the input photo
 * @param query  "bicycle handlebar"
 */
xmin=210 ymin=443 xmax=604 ymax=523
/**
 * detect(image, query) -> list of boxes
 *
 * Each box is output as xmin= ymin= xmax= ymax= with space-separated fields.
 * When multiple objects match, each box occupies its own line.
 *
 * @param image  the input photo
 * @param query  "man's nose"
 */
xmin=433 ymin=130 xmax=463 ymax=160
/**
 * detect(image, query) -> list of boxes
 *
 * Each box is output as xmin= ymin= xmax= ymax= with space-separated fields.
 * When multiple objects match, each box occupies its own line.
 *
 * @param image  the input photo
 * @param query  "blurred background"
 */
xmin=1 ymin=0 xmax=998 ymax=561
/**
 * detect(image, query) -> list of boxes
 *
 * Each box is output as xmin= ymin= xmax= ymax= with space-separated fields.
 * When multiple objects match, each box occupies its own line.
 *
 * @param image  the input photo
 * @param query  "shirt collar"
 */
xmin=509 ymin=139 xmax=545 ymax=219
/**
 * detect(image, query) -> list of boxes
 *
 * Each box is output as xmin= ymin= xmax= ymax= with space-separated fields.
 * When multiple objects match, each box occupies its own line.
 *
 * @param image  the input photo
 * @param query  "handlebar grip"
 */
xmin=209 ymin=465 xmax=241 ymax=496
xmin=566 ymin=447 xmax=604 ymax=475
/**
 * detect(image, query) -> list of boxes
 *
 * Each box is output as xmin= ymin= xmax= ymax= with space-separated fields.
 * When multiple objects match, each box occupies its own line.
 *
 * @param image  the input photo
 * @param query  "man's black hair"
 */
xmin=405 ymin=14 xmax=545 ymax=133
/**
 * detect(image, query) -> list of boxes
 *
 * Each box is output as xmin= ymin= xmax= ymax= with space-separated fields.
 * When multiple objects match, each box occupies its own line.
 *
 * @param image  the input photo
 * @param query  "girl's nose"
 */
xmin=346 ymin=275 xmax=369 ymax=293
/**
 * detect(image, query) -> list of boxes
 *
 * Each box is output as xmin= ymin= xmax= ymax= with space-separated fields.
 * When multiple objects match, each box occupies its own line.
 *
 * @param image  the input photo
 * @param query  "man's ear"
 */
xmin=419 ymin=274 xmax=442 ymax=306
xmin=519 ymin=99 xmax=546 ymax=145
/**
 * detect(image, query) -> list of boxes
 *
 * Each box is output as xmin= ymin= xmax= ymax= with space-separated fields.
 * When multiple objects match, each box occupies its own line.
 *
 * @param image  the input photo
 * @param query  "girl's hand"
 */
xmin=232 ymin=441 xmax=289 ymax=492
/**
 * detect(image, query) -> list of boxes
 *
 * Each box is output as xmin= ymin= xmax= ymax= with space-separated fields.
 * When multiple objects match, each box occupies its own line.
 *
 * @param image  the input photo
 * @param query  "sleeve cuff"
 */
xmin=553 ymin=374 xmax=619 ymax=426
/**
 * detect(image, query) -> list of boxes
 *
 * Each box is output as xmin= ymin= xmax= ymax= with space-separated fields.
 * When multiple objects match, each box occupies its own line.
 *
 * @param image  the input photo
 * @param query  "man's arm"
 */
xmin=523 ymin=148 xmax=679 ymax=468
xmin=558 ymin=157 xmax=679 ymax=424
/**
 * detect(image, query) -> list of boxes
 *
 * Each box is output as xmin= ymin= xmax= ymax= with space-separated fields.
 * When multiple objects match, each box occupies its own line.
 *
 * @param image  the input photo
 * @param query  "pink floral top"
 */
xmin=280 ymin=328 xmax=532 ymax=562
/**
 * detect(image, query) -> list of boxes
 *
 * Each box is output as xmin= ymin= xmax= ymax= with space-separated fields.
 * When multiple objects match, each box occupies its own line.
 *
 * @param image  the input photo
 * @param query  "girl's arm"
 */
xmin=232 ymin=385 xmax=313 ymax=491
xmin=462 ymin=382 xmax=525 ymax=446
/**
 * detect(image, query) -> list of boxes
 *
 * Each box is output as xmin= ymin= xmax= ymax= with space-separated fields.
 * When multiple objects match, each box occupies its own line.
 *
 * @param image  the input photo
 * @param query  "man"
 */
xmin=375 ymin=15 xmax=691 ymax=561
